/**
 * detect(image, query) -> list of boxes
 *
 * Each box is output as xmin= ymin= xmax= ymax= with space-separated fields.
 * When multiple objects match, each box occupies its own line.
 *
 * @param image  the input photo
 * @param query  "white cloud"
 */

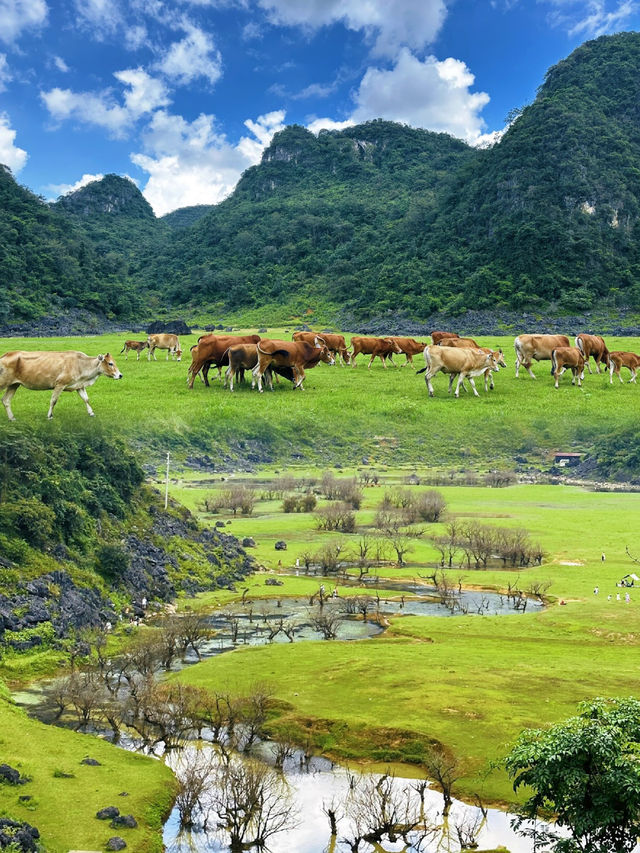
xmin=45 ymin=172 xmax=104 ymax=199
xmin=74 ymin=0 xmax=122 ymax=36
xmin=41 ymin=68 xmax=170 ymax=137
xmin=52 ymin=55 xmax=69 ymax=72
xmin=124 ymin=23 xmax=148 ymax=50
xmin=351 ymin=49 xmax=490 ymax=144
xmin=157 ymin=20 xmax=222 ymax=85
xmin=564 ymin=0 xmax=637 ymax=36
xmin=0 ymin=0 xmax=47 ymax=43
xmin=255 ymin=0 xmax=447 ymax=56
xmin=306 ymin=116 xmax=355 ymax=134
xmin=0 ymin=113 xmax=27 ymax=172
xmin=131 ymin=108 xmax=285 ymax=215
xmin=0 ymin=54 xmax=11 ymax=91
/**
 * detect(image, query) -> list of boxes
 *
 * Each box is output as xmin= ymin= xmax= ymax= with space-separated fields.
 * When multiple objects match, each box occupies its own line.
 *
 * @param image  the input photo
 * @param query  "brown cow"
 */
xmin=120 ymin=340 xmax=149 ymax=360
xmin=254 ymin=340 xmax=334 ymax=392
xmin=0 ymin=351 xmax=122 ymax=420
xmin=514 ymin=334 xmax=570 ymax=379
xmin=292 ymin=331 xmax=351 ymax=365
xmin=608 ymin=351 xmax=640 ymax=384
xmin=147 ymin=333 xmax=181 ymax=362
xmin=417 ymin=346 xmax=499 ymax=398
xmin=386 ymin=337 xmax=429 ymax=367
xmin=575 ymin=334 xmax=610 ymax=374
xmin=188 ymin=334 xmax=261 ymax=387
xmin=550 ymin=347 xmax=585 ymax=389
xmin=438 ymin=336 xmax=481 ymax=349
xmin=350 ymin=336 xmax=403 ymax=369
xmin=430 ymin=331 xmax=460 ymax=345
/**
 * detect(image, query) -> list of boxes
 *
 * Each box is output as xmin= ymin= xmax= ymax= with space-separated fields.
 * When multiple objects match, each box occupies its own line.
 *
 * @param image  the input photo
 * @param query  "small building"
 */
xmin=554 ymin=452 xmax=583 ymax=467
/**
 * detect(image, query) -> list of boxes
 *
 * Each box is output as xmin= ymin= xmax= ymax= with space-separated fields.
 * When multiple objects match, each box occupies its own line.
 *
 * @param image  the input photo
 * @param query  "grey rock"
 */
xmin=96 ymin=807 xmax=120 ymax=820
xmin=81 ymin=758 xmax=101 ymax=766
xmin=106 ymin=837 xmax=127 ymax=851
xmin=274 ymin=541 xmax=287 ymax=551
xmin=110 ymin=815 xmax=138 ymax=829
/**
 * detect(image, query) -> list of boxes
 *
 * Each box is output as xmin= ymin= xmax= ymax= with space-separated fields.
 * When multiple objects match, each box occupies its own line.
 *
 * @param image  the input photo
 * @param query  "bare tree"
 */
xmin=315 ymin=502 xmax=356 ymax=532
xmin=211 ymin=757 xmax=297 ymax=851
xmin=308 ymin=605 xmax=341 ymax=639
xmin=423 ymin=746 xmax=461 ymax=816
xmin=173 ymin=746 xmax=217 ymax=830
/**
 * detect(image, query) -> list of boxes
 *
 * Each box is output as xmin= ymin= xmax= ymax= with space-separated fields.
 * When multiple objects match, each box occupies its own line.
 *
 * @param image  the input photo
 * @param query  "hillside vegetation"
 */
xmin=2 ymin=34 xmax=640 ymax=326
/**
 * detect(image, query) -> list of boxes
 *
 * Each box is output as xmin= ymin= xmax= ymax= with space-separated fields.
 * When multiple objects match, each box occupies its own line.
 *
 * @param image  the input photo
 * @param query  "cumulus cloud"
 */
xmin=563 ymin=0 xmax=637 ymax=36
xmin=306 ymin=116 xmax=355 ymax=134
xmin=0 ymin=54 xmax=11 ymax=91
xmin=0 ymin=113 xmax=27 ymax=172
xmin=255 ymin=0 xmax=447 ymax=56
xmin=0 ymin=0 xmax=47 ymax=43
xmin=74 ymin=0 xmax=122 ymax=36
xmin=41 ymin=68 xmax=170 ymax=137
xmin=45 ymin=172 xmax=105 ymax=199
xmin=157 ymin=20 xmax=222 ymax=85
xmin=131 ymin=109 xmax=285 ymax=215
xmin=351 ymin=49 xmax=490 ymax=144
xmin=52 ymin=55 xmax=69 ymax=72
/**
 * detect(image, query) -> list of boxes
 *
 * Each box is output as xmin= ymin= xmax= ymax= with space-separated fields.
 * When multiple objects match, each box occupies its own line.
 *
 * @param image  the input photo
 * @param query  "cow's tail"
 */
xmin=415 ymin=366 xmax=427 ymax=374
xmin=575 ymin=335 xmax=585 ymax=357
xmin=119 ymin=344 xmax=126 ymax=353
xmin=514 ymin=336 xmax=523 ymax=362
xmin=416 ymin=348 xmax=431 ymax=375
xmin=551 ymin=349 xmax=557 ymax=376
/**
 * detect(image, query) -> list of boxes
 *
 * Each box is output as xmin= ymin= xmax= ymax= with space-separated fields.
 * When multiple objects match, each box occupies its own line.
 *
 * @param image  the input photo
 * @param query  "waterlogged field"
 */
xmin=172 ymin=478 xmax=640 ymax=804
xmin=0 ymin=329 xmax=639 ymax=466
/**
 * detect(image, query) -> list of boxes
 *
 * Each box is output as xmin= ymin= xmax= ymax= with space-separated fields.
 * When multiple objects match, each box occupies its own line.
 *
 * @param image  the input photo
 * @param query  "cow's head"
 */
xmin=175 ymin=348 xmax=182 ymax=362
xmin=383 ymin=338 xmax=403 ymax=354
xmin=98 ymin=353 xmax=123 ymax=379
xmin=317 ymin=345 xmax=335 ymax=365
xmin=341 ymin=347 xmax=352 ymax=364
xmin=486 ymin=352 xmax=500 ymax=372
xmin=492 ymin=349 xmax=507 ymax=369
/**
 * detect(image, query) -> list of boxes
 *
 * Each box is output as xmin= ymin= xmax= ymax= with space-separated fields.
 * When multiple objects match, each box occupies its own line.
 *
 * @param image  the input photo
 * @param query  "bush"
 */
xmin=97 ymin=543 xmax=131 ymax=580
xmin=0 ymin=498 xmax=56 ymax=548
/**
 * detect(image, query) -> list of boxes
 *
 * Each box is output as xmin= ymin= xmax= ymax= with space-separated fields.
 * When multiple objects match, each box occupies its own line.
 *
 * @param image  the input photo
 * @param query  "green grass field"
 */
xmin=1 ymin=329 xmax=639 ymax=467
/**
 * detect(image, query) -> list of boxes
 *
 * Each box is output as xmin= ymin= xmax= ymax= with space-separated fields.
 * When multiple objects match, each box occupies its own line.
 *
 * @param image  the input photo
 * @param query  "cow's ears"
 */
xmin=498 ymin=348 xmax=503 ymax=354
xmin=98 ymin=354 xmax=105 ymax=362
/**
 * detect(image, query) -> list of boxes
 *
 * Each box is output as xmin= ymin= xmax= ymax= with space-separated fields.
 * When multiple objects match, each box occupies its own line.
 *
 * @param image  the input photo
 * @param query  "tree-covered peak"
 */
xmin=53 ymin=173 xmax=155 ymax=220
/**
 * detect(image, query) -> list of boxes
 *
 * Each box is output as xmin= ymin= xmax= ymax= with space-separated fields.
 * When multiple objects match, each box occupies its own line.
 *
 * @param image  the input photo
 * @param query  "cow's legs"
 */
xmin=425 ymin=367 xmax=438 ymax=397
xmin=2 ymin=384 xmax=19 ymax=421
xmin=47 ymin=384 xmax=65 ymax=419
xmin=585 ymin=357 xmax=593 ymax=374
xmin=368 ymin=354 xmax=376 ymax=370
xmin=526 ymin=362 xmax=536 ymax=379
xmin=77 ymin=387 xmax=95 ymax=416
xmin=466 ymin=376 xmax=480 ymax=397
xmin=630 ymin=368 xmax=637 ymax=384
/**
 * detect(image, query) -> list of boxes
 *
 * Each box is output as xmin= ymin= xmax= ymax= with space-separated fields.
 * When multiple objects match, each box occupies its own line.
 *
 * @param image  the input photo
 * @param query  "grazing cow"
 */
xmin=514 ymin=334 xmax=570 ymax=379
xmin=417 ymin=346 xmax=499 ymax=398
xmin=444 ymin=346 xmax=506 ymax=394
xmin=224 ymin=344 xmax=294 ymax=391
xmin=608 ymin=351 xmax=640 ymax=384
xmin=350 ymin=336 xmax=403 ymax=369
xmin=550 ymin=347 xmax=585 ymax=389
xmin=188 ymin=334 xmax=261 ymax=388
xmin=0 ymin=351 xmax=122 ymax=420
xmin=120 ymin=340 xmax=149 ymax=360
xmin=438 ymin=336 xmax=481 ymax=349
xmin=575 ymin=333 xmax=610 ymax=374
xmin=253 ymin=340 xmax=334 ymax=392
xmin=386 ymin=337 xmax=429 ymax=366
xmin=292 ymin=331 xmax=351 ymax=365
xmin=148 ymin=333 xmax=182 ymax=362
xmin=431 ymin=331 xmax=460 ymax=345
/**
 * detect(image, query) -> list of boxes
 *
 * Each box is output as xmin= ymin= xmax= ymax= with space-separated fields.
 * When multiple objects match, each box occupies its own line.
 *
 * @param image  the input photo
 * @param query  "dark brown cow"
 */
xmin=254 ymin=340 xmax=334 ymax=391
xmin=350 ymin=336 xmax=403 ymax=369
xmin=119 ymin=340 xmax=149 ymax=360
xmin=575 ymin=334 xmax=610 ymax=374
xmin=292 ymin=331 xmax=351 ymax=365
xmin=188 ymin=334 xmax=261 ymax=388
xmin=386 ymin=337 xmax=429 ymax=366
xmin=430 ymin=331 xmax=460 ymax=345
xmin=514 ymin=334 xmax=570 ymax=379
xmin=0 ymin=351 xmax=122 ymax=420
xmin=608 ymin=351 xmax=640 ymax=384
xmin=550 ymin=347 xmax=585 ymax=389
xmin=438 ymin=336 xmax=481 ymax=349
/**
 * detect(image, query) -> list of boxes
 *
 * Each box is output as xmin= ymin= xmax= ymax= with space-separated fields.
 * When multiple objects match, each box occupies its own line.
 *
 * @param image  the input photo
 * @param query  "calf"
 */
xmin=550 ymin=347 xmax=585 ymax=388
xmin=608 ymin=351 xmax=640 ymax=384
xmin=120 ymin=340 xmax=149 ymax=360
xmin=0 ymin=350 xmax=122 ymax=420
xmin=431 ymin=331 xmax=460 ymax=345
xmin=438 ymin=336 xmax=481 ymax=349
xmin=292 ymin=331 xmax=351 ymax=365
xmin=350 ymin=336 xmax=403 ymax=369
xmin=253 ymin=340 xmax=334 ymax=392
xmin=575 ymin=333 xmax=610 ymax=374
xmin=386 ymin=337 xmax=429 ymax=366
xmin=188 ymin=334 xmax=261 ymax=387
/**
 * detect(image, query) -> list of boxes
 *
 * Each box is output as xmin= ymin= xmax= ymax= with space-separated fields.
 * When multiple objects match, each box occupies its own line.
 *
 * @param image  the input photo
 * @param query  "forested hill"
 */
xmin=2 ymin=32 xmax=640 ymax=326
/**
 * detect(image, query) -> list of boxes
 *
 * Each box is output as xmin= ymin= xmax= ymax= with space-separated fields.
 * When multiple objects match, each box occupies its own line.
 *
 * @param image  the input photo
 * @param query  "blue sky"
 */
xmin=0 ymin=0 xmax=638 ymax=215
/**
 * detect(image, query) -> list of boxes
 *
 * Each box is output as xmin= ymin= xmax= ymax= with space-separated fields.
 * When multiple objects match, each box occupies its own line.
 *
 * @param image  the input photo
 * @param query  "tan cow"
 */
xmin=120 ymin=340 xmax=149 ymax=360
xmin=350 ymin=336 xmax=403 ymax=369
xmin=147 ymin=333 xmax=182 ymax=361
xmin=514 ymin=334 xmax=570 ymax=378
xmin=253 ymin=340 xmax=334 ymax=392
xmin=0 ymin=351 xmax=122 ymax=420
xmin=550 ymin=347 xmax=585 ymax=389
xmin=438 ymin=336 xmax=481 ymax=349
xmin=431 ymin=331 xmax=460 ymax=345
xmin=292 ymin=331 xmax=351 ymax=365
xmin=575 ymin=333 xmax=610 ymax=374
xmin=608 ymin=351 xmax=640 ymax=384
xmin=386 ymin=337 xmax=429 ymax=366
xmin=417 ymin=346 xmax=499 ymax=398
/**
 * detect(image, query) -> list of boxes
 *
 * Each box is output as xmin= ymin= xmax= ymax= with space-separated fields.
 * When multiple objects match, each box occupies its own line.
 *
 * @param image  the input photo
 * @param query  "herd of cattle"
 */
xmin=0 ymin=329 xmax=638 ymax=419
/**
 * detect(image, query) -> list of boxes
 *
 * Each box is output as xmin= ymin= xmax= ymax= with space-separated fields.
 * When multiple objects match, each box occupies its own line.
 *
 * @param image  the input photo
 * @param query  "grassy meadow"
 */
xmin=1 ymin=328 xmax=639 ymax=467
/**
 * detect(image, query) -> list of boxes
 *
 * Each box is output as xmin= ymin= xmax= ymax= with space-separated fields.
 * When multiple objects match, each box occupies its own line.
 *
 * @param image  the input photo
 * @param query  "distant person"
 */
xmin=626 ymin=592 xmax=631 ymax=603
xmin=607 ymin=594 xmax=612 ymax=601
xmin=601 ymin=553 xmax=606 ymax=562
xmin=594 ymin=586 xmax=599 ymax=595
xmin=616 ymin=593 xmax=621 ymax=601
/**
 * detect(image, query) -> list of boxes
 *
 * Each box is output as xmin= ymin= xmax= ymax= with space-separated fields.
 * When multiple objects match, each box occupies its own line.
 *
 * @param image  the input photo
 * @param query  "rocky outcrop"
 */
xmin=0 ymin=819 xmax=40 ymax=852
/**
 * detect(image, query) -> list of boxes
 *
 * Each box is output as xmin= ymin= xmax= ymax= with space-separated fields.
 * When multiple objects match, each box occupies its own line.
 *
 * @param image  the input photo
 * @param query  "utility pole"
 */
xmin=164 ymin=451 xmax=170 ymax=509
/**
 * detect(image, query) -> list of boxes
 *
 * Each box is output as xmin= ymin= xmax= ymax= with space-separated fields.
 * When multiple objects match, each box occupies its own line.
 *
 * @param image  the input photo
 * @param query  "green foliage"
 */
xmin=505 ymin=697 xmax=640 ymax=853
xmin=96 ymin=542 xmax=131 ymax=580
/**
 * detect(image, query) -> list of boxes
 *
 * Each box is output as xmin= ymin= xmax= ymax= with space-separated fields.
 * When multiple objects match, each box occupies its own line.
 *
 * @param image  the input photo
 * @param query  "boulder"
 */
xmin=0 ymin=819 xmax=40 ymax=852
xmin=110 ymin=815 xmax=138 ymax=829
xmin=0 ymin=764 xmax=23 ymax=785
xmin=258 ymin=327 xmax=267 ymax=333
xmin=146 ymin=320 xmax=191 ymax=335
xmin=242 ymin=537 xmax=256 ymax=547
xmin=274 ymin=541 xmax=287 ymax=551
xmin=106 ymin=838 xmax=127 ymax=851
xmin=81 ymin=757 xmax=101 ymax=766
xmin=96 ymin=807 xmax=120 ymax=820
